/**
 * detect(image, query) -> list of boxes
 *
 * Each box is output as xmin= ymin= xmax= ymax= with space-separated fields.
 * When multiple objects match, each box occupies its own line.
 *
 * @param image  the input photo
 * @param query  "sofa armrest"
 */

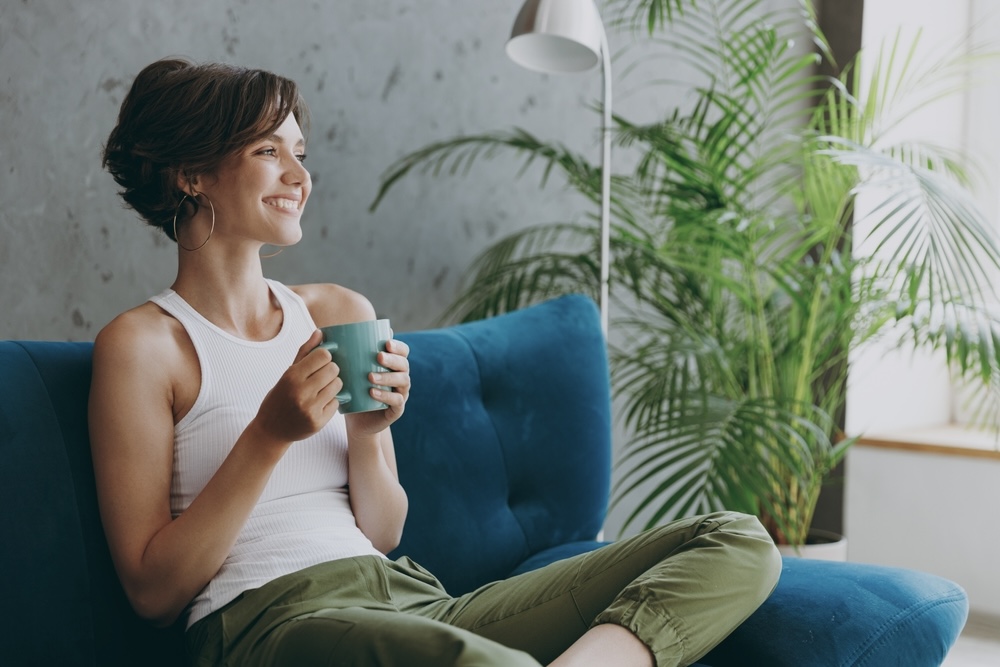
xmin=700 ymin=557 xmax=969 ymax=667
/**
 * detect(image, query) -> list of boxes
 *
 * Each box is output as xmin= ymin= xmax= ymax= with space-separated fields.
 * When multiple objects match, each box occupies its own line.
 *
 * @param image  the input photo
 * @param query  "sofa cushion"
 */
xmin=701 ymin=557 xmax=969 ymax=666
xmin=389 ymin=294 xmax=612 ymax=595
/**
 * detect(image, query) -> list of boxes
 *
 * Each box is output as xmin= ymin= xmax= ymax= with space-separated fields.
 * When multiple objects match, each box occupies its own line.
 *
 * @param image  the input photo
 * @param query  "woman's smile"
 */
xmin=263 ymin=197 xmax=301 ymax=211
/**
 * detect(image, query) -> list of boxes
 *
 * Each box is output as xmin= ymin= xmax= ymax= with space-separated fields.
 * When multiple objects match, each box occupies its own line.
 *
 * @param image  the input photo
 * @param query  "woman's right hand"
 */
xmin=253 ymin=330 xmax=343 ymax=446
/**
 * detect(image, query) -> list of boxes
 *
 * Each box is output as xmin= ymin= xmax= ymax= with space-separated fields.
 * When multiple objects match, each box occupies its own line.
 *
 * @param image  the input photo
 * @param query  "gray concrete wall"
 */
xmin=1 ymin=0 xmax=625 ymax=340
xmin=0 ymin=0 xmax=801 ymax=341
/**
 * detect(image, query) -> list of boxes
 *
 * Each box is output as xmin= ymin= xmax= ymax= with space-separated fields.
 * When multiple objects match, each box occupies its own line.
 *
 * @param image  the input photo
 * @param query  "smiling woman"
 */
xmin=87 ymin=56 xmax=782 ymax=667
xmin=102 ymin=58 xmax=311 ymax=247
xmin=91 ymin=56 xmax=416 ymax=654
xmin=182 ymin=112 xmax=311 ymax=252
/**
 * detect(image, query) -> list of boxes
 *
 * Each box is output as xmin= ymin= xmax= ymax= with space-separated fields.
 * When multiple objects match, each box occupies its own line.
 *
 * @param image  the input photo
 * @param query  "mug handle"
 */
xmin=320 ymin=341 xmax=352 ymax=405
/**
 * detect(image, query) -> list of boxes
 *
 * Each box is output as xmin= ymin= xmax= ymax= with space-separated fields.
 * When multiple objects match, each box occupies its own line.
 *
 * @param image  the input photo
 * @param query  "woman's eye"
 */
xmin=296 ymin=154 xmax=308 ymax=163
xmin=258 ymin=148 xmax=277 ymax=156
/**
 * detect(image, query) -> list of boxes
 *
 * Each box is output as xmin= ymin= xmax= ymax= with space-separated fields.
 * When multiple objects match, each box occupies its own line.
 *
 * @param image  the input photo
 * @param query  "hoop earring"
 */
xmin=260 ymin=246 xmax=284 ymax=259
xmin=172 ymin=193 xmax=215 ymax=251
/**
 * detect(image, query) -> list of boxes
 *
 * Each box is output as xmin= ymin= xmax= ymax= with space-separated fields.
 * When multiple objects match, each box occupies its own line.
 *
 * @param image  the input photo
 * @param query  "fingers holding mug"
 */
xmin=318 ymin=319 xmax=396 ymax=414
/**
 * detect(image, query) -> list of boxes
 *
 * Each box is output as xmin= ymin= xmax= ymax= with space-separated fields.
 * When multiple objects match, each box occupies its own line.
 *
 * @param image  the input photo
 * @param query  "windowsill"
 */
xmin=856 ymin=424 xmax=1000 ymax=460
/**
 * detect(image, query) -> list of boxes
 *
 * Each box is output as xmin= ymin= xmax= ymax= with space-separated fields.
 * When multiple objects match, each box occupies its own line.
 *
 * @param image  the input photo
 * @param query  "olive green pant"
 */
xmin=186 ymin=511 xmax=781 ymax=667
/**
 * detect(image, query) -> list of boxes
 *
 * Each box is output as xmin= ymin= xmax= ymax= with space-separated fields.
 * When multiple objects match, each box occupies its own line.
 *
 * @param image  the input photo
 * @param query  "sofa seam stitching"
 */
xmin=454 ymin=329 xmax=532 ymax=558
xmin=845 ymin=590 xmax=967 ymax=666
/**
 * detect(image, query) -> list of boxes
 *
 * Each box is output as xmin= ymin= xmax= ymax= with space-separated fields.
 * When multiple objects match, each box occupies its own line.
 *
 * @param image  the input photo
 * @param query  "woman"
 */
xmin=91 ymin=57 xmax=782 ymax=667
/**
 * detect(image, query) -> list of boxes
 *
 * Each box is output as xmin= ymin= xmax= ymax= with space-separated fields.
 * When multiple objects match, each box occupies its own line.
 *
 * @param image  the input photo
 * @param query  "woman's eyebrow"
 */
xmin=266 ymin=134 xmax=306 ymax=148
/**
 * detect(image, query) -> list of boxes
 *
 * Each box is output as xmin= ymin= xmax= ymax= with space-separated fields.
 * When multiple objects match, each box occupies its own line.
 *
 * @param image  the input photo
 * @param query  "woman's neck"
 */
xmin=171 ymin=250 xmax=283 ymax=341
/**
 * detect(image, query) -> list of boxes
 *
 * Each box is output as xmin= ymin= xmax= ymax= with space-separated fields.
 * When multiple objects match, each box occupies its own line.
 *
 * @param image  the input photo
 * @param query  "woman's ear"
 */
xmin=175 ymin=170 xmax=199 ymax=197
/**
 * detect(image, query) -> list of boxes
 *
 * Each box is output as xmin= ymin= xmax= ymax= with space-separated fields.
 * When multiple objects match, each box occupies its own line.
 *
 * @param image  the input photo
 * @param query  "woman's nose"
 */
xmin=283 ymin=155 xmax=309 ymax=185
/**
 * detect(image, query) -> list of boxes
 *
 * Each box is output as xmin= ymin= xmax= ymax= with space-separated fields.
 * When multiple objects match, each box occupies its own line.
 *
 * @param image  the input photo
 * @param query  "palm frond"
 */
xmin=443 ymin=223 xmax=601 ymax=323
xmin=611 ymin=394 xmax=834 ymax=538
xmin=606 ymin=0 xmax=695 ymax=35
xmin=370 ymin=130 xmax=602 ymax=213
xmin=827 ymin=140 xmax=1000 ymax=306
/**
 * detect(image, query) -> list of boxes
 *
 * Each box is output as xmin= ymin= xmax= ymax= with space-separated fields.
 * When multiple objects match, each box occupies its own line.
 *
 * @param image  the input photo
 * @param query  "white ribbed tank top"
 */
xmin=150 ymin=279 xmax=383 ymax=628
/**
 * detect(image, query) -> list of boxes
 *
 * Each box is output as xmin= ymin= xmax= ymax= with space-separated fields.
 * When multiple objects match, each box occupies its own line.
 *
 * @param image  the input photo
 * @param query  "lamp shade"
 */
xmin=506 ymin=0 xmax=604 ymax=73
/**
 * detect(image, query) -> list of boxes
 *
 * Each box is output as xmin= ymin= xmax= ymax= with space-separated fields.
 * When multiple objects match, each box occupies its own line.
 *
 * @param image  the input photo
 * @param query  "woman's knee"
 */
xmin=703 ymin=511 xmax=782 ymax=599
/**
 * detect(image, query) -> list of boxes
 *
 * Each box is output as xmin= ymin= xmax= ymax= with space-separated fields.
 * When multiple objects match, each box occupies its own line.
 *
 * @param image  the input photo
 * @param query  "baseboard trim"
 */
xmin=965 ymin=610 xmax=1000 ymax=632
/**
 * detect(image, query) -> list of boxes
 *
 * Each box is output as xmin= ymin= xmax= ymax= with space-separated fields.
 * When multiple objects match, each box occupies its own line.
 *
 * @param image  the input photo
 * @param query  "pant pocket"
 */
xmin=252 ymin=612 xmax=357 ymax=667
xmin=392 ymin=556 xmax=450 ymax=593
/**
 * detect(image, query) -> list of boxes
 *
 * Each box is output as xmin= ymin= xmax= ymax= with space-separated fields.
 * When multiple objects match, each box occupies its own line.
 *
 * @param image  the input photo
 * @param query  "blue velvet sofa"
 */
xmin=0 ymin=294 xmax=969 ymax=666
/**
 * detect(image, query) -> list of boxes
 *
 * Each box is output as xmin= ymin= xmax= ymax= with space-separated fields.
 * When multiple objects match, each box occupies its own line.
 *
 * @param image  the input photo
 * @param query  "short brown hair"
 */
xmin=102 ymin=58 xmax=310 ymax=240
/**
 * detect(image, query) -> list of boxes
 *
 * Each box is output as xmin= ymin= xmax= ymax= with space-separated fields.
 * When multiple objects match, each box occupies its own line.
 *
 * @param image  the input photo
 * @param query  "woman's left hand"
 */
xmin=344 ymin=338 xmax=410 ymax=437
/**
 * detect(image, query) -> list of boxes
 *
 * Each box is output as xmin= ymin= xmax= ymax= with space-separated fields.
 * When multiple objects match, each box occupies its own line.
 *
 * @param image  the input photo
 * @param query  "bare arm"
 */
xmin=294 ymin=283 xmax=410 ymax=554
xmin=89 ymin=310 xmax=340 ymax=626
xmin=344 ymin=416 xmax=409 ymax=553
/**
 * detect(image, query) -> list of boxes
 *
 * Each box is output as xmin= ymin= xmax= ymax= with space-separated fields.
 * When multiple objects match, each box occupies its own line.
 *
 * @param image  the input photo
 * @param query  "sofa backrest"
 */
xmin=389 ymin=294 xmax=611 ymax=594
xmin=0 ymin=294 xmax=610 ymax=664
xmin=0 ymin=340 xmax=186 ymax=665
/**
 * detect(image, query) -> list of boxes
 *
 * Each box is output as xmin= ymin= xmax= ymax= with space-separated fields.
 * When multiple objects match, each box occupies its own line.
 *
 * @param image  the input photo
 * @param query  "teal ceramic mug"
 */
xmin=318 ymin=319 xmax=393 ymax=414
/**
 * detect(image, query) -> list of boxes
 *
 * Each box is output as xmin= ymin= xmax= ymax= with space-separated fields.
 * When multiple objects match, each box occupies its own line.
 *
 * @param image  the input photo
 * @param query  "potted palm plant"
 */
xmin=371 ymin=0 xmax=1000 ymax=546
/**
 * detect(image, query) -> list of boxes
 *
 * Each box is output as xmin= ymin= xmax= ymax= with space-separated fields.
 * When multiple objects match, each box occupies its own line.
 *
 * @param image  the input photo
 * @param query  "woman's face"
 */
xmin=197 ymin=112 xmax=311 ymax=249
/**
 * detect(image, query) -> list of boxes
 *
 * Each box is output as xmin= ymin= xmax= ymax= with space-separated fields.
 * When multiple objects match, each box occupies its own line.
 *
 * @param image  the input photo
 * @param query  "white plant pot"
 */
xmin=776 ymin=529 xmax=848 ymax=561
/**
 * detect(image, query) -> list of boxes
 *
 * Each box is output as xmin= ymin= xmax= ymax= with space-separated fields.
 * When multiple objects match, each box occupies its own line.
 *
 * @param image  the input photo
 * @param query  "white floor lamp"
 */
xmin=506 ymin=0 xmax=613 ymax=338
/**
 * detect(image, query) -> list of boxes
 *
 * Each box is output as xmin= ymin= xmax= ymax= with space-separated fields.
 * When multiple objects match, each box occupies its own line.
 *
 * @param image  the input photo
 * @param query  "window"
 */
xmin=846 ymin=0 xmax=1000 ymax=453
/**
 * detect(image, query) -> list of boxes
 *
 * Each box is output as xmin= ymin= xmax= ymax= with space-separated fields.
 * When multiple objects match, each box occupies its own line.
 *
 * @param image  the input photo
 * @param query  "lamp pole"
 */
xmin=597 ymin=26 xmax=611 ymax=338
xmin=506 ymin=0 xmax=612 ymax=337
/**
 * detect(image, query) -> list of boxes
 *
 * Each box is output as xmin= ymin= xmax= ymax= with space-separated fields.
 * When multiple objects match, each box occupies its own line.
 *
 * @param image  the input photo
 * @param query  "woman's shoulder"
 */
xmin=288 ymin=283 xmax=377 ymax=329
xmin=93 ymin=301 xmax=187 ymax=367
